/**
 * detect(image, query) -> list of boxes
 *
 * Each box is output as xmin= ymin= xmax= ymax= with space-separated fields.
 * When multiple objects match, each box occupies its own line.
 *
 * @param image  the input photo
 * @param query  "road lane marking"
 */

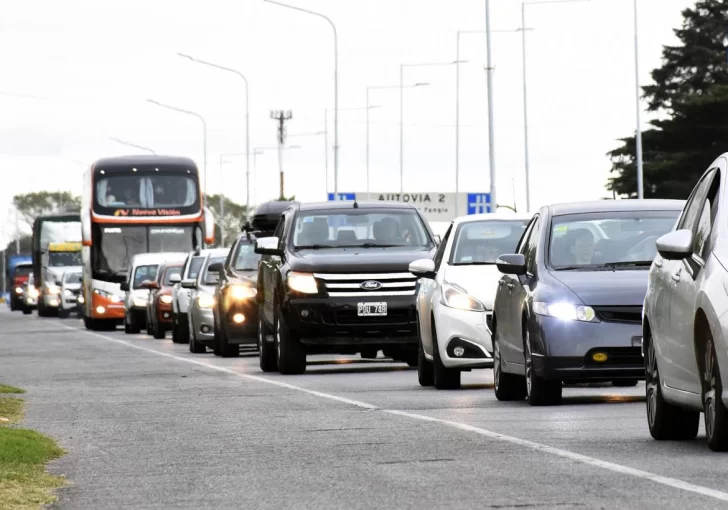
xmin=62 ymin=322 xmax=728 ymax=503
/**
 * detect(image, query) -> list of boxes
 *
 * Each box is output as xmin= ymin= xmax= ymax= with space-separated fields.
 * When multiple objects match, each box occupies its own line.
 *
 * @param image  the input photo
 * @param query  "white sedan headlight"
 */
xmin=287 ymin=272 xmax=318 ymax=294
xmin=441 ymin=282 xmax=485 ymax=312
xmin=533 ymin=301 xmax=597 ymax=322
xmin=197 ymin=293 xmax=215 ymax=309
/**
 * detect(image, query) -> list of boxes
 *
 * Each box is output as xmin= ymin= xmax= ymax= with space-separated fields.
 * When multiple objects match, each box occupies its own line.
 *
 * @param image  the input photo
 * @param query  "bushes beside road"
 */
xmin=0 ymin=384 xmax=65 ymax=509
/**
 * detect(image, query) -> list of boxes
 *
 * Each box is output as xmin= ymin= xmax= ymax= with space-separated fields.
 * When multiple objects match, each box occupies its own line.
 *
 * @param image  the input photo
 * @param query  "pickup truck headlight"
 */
xmin=287 ymin=272 xmax=318 ymax=294
xmin=159 ymin=294 xmax=173 ymax=305
xmin=533 ymin=301 xmax=597 ymax=322
xmin=45 ymin=284 xmax=61 ymax=295
xmin=441 ymin=282 xmax=485 ymax=312
xmin=197 ymin=294 xmax=215 ymax=309
xmin=229 ymin=285 xmax=257 ymax=300
xmin=28 ymin=286 xmax=39 ymax=299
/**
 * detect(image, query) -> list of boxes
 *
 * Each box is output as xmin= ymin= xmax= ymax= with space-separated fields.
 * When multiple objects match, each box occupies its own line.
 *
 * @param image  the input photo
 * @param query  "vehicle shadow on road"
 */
xmin=559 ymin=395 xmax=645 ymax=405
xmin=304 ymin=365 xmax=414 ymax=375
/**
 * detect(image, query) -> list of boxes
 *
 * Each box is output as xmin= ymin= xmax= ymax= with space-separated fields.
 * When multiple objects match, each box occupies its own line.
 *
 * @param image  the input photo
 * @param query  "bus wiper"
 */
xmin=294 ymin=244 xmax=336 ymax=250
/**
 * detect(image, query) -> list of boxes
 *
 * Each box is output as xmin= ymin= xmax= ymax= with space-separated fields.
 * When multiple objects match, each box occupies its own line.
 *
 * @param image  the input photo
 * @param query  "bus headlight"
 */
xmin=94 ymin=288 xmax=123 ymax=303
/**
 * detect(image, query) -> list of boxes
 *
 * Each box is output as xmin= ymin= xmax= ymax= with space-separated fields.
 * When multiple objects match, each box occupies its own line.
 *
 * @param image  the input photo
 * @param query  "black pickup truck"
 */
xmin=254 ymin=200 xmax=437 ymax=374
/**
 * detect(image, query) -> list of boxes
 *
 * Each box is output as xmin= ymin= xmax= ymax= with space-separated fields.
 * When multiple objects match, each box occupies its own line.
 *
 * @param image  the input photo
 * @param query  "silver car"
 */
xmin=59 ymin=270 xmax=83 ymax=318
xmin=171 ymin=251 xmax=205 ymax=344
xmin=643 ymin=154 xmax=728 ymax=451
xmin=184 ymin=248 xmax=229 ymax=353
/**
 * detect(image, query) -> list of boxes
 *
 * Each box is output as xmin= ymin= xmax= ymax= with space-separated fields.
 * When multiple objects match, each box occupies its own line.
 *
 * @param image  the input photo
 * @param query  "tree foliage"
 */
xmin=205 ymin=194 xmax=250 ymax=247
xmin=12 ymin=191 xmax=81 ymax=230
xmin=607 ymin=0 xmax=728 ymax=198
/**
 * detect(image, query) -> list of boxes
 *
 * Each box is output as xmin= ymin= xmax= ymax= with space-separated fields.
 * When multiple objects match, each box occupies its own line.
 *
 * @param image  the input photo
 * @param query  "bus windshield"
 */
xmin=95 ymin=173 xmax=198 ymax=209
xmin=93 ymin=225 xmax=197 ymax=278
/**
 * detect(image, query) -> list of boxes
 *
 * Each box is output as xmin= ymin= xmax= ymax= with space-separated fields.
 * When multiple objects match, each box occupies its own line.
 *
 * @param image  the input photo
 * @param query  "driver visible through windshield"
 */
xmin=292 ymin=210 xmax=433 ymax=249
xmin=549 ymin=210 xmax=680 ymax=270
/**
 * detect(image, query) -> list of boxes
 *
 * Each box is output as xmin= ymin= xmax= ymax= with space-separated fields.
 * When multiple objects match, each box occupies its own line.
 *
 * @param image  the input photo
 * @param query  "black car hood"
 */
xmin=289 ymin=246 xmax=435 ymax=273
xmin=230 ymin=270 xmax=257 ymax=283
xmin=549 ymin=269 xmax=648 ymax=306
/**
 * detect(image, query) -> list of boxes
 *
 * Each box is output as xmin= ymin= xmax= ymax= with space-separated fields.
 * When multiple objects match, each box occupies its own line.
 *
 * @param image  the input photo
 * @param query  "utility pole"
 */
xmin=270 ymin=110 xmax=293 ymax=199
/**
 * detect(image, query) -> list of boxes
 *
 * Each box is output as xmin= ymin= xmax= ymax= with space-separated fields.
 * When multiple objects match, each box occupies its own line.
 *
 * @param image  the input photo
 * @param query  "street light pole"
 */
xmin=485 ymin=0 xmax=497 ymax=211
xmin=367 ymin=84 xmax=424 ymax=197
xmin=264 ymin=0 xmax=338 ymax=196
xmin=109 ymin=137 xmax=156 ymax=154
xmin=178 ymin=53 xmax=251 ymax=210
xmin=633 ymin=0 xmax=644 ymax=199
xmin=147 ymin=99 xmax=208 ymax=198
xmin=400 ymin=60 xmax=464 ymax=194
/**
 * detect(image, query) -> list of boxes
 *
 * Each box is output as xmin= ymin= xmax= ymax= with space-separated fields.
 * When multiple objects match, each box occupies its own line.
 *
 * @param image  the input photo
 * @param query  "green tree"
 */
xmin=276 ymin=195 xmax=296 ymax=201
xmin=607 ymin=0 xmax=728 ymax=198
xmin=205 ymin=194 xmax=250 ymax=247
xmin=12 ymin=191 xmax=81 ymax=230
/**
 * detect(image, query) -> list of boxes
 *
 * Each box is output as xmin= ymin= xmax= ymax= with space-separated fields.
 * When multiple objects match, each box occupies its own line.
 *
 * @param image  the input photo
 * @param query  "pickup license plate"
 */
xmin=357 ymin=302 xmax=387 ymax=316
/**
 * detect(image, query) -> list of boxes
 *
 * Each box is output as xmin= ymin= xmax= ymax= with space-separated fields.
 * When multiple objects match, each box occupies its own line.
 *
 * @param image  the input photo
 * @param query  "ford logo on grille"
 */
xmin=361 ymin=280 xmax=382 ymax=290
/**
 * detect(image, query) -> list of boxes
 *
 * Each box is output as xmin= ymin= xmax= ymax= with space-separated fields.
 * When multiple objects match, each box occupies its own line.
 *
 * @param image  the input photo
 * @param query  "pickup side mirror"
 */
xmin=409 ymin=258 xmax=437 ymax=279
xmin=120 ymin=282 xmax=130 ymax=292
xmin=181 ymin=279 xmax=197 ymax=289
xmin=656 ymin=229 xmax=693 ymax=260
xmin=168 ymin=273 xmax=182 ymax=284
xmin=496 ymin=254 xmax=527 ymax=275
xmin=255 ymin=237 xmax=283 ymax=256
xmin=140 ymin=280 xmax=160 ymax=290
xmin=207 ymin=262 xmax=224 ymax=274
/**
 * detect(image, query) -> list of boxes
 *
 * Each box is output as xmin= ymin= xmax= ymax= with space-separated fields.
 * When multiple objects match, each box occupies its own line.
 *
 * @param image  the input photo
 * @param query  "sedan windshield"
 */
xmin=549 ymin=210 xmax=681 ymax=269
xmin=292 ymin=210 xmax=432 ymax=249
xmin=451 ymin=220 xmax=530 ymax=265
xmin=234 ymin=242 xmax=260 ymax=271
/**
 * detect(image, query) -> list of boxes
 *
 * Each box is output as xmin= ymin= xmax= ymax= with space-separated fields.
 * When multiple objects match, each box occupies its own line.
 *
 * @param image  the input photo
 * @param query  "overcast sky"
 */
xmin=0 ymin=0 xmax=693 ymax=242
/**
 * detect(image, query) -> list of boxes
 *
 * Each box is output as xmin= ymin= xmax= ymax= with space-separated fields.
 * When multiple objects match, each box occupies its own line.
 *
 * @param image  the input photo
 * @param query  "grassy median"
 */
xmin=0 ymin=384 xmax=65 ymax=509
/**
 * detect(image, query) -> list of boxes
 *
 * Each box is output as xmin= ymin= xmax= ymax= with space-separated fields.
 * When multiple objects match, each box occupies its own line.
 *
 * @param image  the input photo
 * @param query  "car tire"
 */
xmin=645 ymin=333 xmax=699 ymax=440
xmin=493 ymin=326 xmax=527 ymax=401
xmin=171 ymin=322 xmax=184 ymax=344
xmin=432 ymin=319 xmax=460 ymax=390
xmin=417 ymin=333 xmax=434 ymax=387
xmin=704 ymin=336 xmax=728 ymax=451
xmin=275 ymin=308 xmax=306 ymax=375
xmin=125 ymin=312 xmax=141 ymax=335
xmin=177 ymin=315 xmax=190 ymax=344
xmin=58 ymin=309 xmax=69 ymax=319
xmin=84 ymin=316 xmax=92 ymax=330
xmin=524 ymin=325 xmax=561 ymax=406
xmin=612 ymin=379 xmax=639 ymax=387
xmin=188 ymin=316 xmax=206 ymax=354
xmin=153 ymin=319 xmax=166 ymax=339
xmin=22 ymin=307 xmax=32 ymax=316
xmin=258 ymin=311 xmax=277 ymax=372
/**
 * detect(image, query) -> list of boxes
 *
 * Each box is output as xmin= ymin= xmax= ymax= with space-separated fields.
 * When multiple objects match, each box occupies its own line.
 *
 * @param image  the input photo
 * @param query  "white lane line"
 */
xmin=62 ymin=322 xmax=728 ymax=503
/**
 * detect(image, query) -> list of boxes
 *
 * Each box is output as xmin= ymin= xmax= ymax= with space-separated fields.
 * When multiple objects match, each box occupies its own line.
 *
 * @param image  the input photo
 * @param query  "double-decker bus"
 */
xmin=80 ymin=155 xmax=214 ymax=331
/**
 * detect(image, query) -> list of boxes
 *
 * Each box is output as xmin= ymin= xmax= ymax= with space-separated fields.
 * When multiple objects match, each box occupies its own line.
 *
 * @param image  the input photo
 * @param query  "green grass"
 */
xmin=0 ymin=385 xmax=65 ymax=509
xmin=0 ymin=385 xmax=25 ymax=395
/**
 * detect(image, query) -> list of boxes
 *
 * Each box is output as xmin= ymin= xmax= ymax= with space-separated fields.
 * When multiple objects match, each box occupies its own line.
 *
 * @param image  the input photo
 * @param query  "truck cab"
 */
xmin=37 ymin=242 xmax=82 ymax=317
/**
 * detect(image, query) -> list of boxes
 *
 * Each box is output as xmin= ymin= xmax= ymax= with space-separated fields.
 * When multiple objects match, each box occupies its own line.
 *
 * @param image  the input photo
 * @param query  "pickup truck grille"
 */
xmin=314 ymin=272 xmax=418 ymax=297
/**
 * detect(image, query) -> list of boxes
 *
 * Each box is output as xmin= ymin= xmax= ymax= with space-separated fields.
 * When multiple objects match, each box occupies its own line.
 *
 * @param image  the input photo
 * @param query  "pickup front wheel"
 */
xmin=275 ymin=308 xmax=306 ymax=375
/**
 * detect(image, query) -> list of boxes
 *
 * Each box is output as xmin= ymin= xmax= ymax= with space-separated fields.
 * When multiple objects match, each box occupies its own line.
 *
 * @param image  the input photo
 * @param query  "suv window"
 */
xmin=185 ymin=257 xmax=204 ymax=279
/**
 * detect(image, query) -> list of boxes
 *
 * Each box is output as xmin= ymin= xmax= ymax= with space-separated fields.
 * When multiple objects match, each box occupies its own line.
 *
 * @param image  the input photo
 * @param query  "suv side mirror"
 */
xmin=255 ymin=237 xmax=283 ymax=256
xmin=496 ymin=254 xmax=527 ymax=275
xmin=140 ymin=280 xmax=160 ymax=290
xmin=207 ymin=262 xmax=224 ymax=274
xmin=656 ymin=229 xmax=693 ymax=260
xmin=181 ymin=279 xmax=196 ymax=289
xmin=409 ymin=258 xmax=436 ymax=279
xmin=168 ymin=273 xmax=182 ymax=284
xmin=120 ymin=282 xmax=130 ymax=292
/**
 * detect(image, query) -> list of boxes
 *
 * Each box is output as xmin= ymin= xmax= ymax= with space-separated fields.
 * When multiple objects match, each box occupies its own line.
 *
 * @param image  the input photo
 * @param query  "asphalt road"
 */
xmin=3 ymin=309 xmax=728 ymax=509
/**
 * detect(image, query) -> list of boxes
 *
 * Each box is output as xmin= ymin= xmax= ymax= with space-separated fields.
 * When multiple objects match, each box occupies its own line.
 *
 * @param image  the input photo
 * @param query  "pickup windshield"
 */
xmin=291 ymin=209 xmax=433 ymax=249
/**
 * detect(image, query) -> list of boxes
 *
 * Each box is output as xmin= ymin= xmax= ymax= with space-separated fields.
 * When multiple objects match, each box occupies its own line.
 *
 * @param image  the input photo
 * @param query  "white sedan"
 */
xmin=410 ymin=213 xmax=532 ymax=389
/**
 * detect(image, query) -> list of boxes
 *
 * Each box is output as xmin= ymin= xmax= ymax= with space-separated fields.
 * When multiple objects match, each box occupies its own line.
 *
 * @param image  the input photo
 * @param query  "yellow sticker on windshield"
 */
xmin=554 ymin=225 xmax=568 ymax=234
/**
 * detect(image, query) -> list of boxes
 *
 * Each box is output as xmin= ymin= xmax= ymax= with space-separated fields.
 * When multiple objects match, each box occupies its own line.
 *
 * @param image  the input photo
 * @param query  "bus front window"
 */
xmin=149 ymin=227 xmax=195 ymax=253
xmin=95 ymin=226 xmax=147 ymax=277
xmin=96 ymin=174 xmax=198 ymax=209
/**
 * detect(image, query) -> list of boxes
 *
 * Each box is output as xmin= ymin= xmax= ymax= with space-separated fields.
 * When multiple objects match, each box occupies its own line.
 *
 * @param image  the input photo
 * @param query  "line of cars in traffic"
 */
xmin=12 ymin=153 xmax=728 ymax=452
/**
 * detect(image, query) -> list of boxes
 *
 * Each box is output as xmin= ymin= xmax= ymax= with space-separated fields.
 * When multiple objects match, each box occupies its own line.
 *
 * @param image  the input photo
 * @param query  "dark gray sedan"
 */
xmin=491 ymin=199 xmax=684 ymax=406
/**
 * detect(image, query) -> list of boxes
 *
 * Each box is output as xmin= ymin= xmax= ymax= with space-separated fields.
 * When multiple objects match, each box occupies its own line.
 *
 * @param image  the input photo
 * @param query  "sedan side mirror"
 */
xmin=168 ymin=273 xmax=182 ymax=284
xmin=120 ymin=282 xmax=130 ymax=292
xmin=656 ymin=229 xmax=693 ymax=260
xmin=409 ymin=258 xmax=436 ymax=279
xmin=255 ymin=237 xmax=283 ymax=256
xmin=496 ymin=253 xmax=527 ymax=275
xmin=181 ymin=279 xmax=197 ymax=289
